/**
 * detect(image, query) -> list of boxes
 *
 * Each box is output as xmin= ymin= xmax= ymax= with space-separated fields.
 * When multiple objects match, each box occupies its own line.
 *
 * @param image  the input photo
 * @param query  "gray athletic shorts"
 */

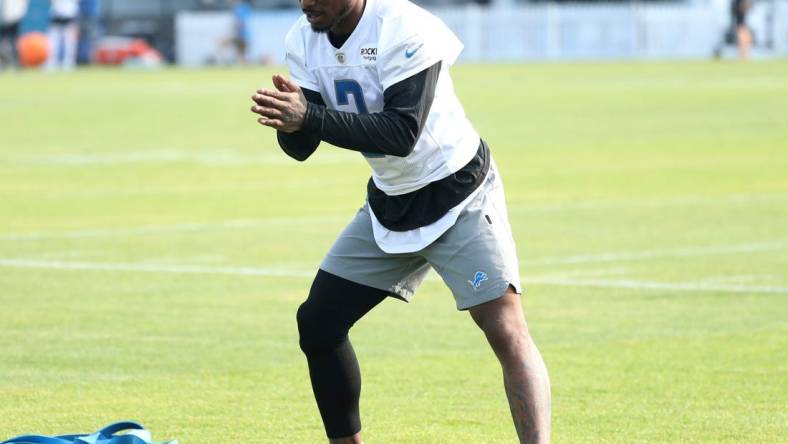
xmin=320 ymin=165 xmax=522 ymax=310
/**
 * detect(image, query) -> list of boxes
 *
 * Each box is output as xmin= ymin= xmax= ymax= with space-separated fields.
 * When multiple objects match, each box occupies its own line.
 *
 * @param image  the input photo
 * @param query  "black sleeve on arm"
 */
xmin=276 ymin=88 xmax=324 ymax=162
xmin=301 ymin=61 xmax=441 ymax=158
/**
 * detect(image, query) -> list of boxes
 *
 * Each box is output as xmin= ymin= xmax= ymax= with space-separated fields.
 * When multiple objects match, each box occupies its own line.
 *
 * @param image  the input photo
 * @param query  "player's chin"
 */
xmin=310 ymin=24 xmax=331 ymax=33
xmin=307 ymin=16 xmax=332 ymax=33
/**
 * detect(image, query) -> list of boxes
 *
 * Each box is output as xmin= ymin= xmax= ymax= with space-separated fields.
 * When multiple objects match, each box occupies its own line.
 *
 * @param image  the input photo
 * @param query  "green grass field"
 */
xmin=1 ymin=61 xmax=787 ymax=443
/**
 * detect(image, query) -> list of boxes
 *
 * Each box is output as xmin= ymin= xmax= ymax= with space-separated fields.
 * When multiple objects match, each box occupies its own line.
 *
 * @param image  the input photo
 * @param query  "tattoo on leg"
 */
xmin=501 ymin=348 xmax=552 ymax=444
xmin=469 ymin=291 xmax=551 ymax=443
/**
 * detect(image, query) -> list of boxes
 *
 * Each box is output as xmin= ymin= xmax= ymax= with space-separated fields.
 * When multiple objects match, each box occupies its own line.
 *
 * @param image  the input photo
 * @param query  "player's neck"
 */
xmin=331 ymin=0 xmax=366 ymax=36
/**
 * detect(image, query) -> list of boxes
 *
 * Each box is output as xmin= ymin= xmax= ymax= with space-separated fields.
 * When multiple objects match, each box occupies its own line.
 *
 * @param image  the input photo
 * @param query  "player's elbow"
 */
xmin=384 ymin=115 xmax=419 ymax=157
xmin=277 ymin=132 xmax=319 ymax=161
xmin=288 ymin=151 xmax=311 ymax=162
xmin=386 ymin=141 xmax=415 ymax=157
xmin=279 ymin=144 xmax=312 ymax=162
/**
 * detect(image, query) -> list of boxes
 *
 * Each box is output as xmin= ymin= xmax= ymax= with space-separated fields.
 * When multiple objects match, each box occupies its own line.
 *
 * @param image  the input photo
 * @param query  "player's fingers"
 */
xmin=252 ymin=93 xmax=286 ymax=108
xmin=281 ymin=76 xmax=301 ymax=92
xmin=271 ymin=75 xmax=285 ymax=92
xmin=258 ymin=117 xmax=285 ymax=129
xmin=250 ymin=103 xmax=279 ymax=117
xmin=251 ymin=104 xmax=282 ymax=118
xmin=255 ymin=89 xmax=285 ymax=103
xmin=272 ymin=74 xmax=294 ymax=93
xmin=258 ymin=88 xmax=291 ymax=102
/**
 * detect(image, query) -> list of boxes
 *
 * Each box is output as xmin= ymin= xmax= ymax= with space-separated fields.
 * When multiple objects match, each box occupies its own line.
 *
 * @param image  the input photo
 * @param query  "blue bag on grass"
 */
xmin=1 ymin=421 xmax=177 ymax=444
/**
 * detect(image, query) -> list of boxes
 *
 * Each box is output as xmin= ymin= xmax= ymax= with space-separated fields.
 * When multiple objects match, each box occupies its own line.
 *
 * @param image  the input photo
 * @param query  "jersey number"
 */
xmin=334 ymin=80 xmax=383 ymax=158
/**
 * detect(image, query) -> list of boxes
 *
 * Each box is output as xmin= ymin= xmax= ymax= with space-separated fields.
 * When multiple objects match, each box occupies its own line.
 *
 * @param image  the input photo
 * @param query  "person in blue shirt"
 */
xmin=231 ymin=0 xmax=251 ymax=64
xmin=77 ymin=0 xmax=100 ymax=64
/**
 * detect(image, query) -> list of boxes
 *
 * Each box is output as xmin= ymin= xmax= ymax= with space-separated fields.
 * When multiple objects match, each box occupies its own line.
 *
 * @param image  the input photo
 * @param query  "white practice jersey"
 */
xmin=1 ymin=0 xmax=29 ymax=23
xmin=51 ymin=0 xmax=79 ymax=19
xmin=284 ymin=0 xmax=482 ymax=253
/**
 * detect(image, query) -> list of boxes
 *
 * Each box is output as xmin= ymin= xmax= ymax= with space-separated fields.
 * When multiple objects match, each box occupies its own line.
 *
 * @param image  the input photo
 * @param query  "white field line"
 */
xmin=17 ymin=148 xmax=361 ymax=167
xmin=0 ymin=258 xmax=314 ymax=278
xmin=0 ymin=216 xmax=347 ymax=241
xmin=695 ymin=274 xmax=772 ymax=284
xmin=526 ymin=240 xmax=788 ymax=267
xmin=2 ymin=239 xmax=784 ymax=270
xmin=1 ymin=258 xmax=787 ymax=295
xmin=510 ymin=192 xmax=788 ymax=214
xmin=533 ymin=267 xmax=632 ymax=278
xmin=526 ymin=276 xmax=788 ymax=295
xmin=2 ymin=328 xmax=212 ymax=344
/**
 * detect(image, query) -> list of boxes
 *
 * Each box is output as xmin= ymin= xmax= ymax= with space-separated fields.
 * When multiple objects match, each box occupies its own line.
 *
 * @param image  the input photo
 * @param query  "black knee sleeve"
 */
xmin=296 ymin=270 xmax=388 ymax=438
xmin=296 ymin=269 xmax=388 ymax=355
xmin=296 ymin=296 xmax=348 ymax=355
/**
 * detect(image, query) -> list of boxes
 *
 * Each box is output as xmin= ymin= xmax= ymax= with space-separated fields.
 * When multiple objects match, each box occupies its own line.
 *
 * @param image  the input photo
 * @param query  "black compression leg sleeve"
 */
xmin=296 ymin=269 xmax=388 ymax=439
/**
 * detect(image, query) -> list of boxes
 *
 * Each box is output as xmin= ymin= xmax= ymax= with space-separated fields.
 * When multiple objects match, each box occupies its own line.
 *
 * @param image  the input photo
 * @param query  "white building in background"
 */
xmin=175 ymin=0 xmax=788 ymax=66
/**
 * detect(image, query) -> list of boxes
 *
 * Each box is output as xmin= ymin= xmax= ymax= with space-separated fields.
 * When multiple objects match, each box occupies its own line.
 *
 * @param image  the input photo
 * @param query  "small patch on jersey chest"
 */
xmin=360 ymin=46 xmax=377 ymax=63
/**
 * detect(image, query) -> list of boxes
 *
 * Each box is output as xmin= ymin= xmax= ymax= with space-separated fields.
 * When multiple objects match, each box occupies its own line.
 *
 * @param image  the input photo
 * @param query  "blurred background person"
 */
xmin=232 ymin=0 xmax=251 ymax=64
xmin=732 ymin=0 xmax=753 ymax=59
xmin=0 ymin=0 xmax=29 ymax=69
xmin=47 ymin=0 xmax=79 ymax=70
xmin=76 ymin=0 xmax=100 ymax=65
xmin=218 ymin=0 xmax=251 ymax=65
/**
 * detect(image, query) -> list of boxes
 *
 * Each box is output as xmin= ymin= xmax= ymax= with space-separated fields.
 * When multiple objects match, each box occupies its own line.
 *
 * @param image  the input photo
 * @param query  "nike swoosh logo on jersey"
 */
xmin=405 ymin=43 xmax=424 ymax=58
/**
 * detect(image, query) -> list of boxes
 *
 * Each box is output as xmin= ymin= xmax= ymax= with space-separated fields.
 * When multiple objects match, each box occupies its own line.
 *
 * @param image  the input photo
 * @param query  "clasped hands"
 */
xmin=251 ymin=74 xmax=308 ymax=133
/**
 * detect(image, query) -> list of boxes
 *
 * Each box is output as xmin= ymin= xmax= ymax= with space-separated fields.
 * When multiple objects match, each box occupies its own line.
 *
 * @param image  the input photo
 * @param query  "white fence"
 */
xmin=175 ymin=1 xmax=788 ymax=66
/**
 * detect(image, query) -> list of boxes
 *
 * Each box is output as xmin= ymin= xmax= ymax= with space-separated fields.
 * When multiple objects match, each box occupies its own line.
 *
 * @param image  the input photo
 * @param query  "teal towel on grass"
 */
xmin=1 ymin=421 xmax=177 ymax=444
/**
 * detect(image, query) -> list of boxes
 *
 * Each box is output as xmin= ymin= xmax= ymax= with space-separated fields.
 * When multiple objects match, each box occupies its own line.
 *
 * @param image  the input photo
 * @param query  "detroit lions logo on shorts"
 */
xmin=468 ymin=271 xmax=488 ymax=290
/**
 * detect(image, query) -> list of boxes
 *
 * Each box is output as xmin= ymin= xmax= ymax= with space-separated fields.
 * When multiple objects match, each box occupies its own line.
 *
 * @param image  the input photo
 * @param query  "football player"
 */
xmin=251 ymin=0 xmax=551 ymax=441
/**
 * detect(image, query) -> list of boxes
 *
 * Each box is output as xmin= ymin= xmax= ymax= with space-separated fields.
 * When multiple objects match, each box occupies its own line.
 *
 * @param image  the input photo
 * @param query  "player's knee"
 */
xmin=296 ymin=299 xmax=348 ymax=355
xmin=474 ymin=309 xmax=531 ymax=361
xmin=487 ymin=322 xmax=534 ymax=364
